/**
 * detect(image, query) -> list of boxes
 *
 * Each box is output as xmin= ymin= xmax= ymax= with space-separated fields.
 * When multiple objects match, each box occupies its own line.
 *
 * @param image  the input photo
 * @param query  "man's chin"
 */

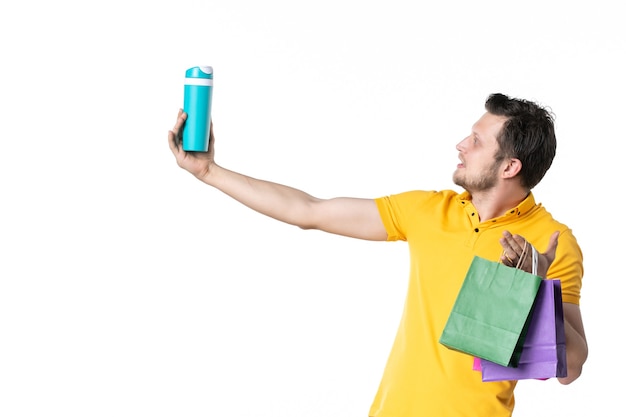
xmin=452 ymin=173 xmax=463 ymax=188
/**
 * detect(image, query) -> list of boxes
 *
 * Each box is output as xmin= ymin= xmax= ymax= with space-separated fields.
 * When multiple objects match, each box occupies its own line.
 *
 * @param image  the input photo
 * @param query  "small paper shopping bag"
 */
xmin=439 ymin=255 xmax=542 ymax=367
xmin=477 ymin=279 xmax=567 ymax=381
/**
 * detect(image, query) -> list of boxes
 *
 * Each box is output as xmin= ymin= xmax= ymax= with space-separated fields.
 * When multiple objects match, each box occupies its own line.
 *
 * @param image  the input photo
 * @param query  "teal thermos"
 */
xmin=182 ymin=66 xmax=213 ymax=152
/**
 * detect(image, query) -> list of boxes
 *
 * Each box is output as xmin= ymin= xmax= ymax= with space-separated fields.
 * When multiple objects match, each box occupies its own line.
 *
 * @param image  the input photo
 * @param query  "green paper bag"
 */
xmin=439 ymin=255 xmax=542 ymax=367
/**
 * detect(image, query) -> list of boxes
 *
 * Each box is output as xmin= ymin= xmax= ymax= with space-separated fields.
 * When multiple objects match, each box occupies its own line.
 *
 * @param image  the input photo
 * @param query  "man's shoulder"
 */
xmin=384 ymin=189 xmax=461 ymax=200
xmin=376 ymin=189 xmax=463 ymax=214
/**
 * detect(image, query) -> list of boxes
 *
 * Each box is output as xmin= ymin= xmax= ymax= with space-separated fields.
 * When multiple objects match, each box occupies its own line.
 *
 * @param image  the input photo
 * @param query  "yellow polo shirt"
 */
xmin=369 ymin=190 xmax=583 ymax=417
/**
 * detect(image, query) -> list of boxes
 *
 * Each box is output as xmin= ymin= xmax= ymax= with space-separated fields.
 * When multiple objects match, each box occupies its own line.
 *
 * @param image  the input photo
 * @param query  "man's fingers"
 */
xmin=173 ymin=110 xmax=187 ymax=134
xmin=168 ymin=110 xmax=188 ymax=152
xmin=168 ymin=129 xmax=179 ymax=153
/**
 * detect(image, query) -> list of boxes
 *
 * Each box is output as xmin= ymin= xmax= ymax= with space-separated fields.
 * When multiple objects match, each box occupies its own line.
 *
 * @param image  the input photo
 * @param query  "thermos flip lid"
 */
xmin=186 ymin=66 xmax=213 ymax=78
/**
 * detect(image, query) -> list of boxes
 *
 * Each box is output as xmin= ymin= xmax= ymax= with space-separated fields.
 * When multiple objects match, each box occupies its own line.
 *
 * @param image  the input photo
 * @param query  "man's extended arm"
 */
xmin=168 ymin=110 xmax=388 ymax=241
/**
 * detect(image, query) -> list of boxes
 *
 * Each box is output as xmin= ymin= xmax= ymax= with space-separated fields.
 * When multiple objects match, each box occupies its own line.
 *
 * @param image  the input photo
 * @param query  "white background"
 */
xmin=1 ymin=1 xmax=623 ymax=416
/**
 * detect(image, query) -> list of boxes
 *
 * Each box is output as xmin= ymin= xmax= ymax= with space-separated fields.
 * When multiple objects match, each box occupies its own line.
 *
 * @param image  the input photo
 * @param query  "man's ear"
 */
xmin=502 ymin=158 xmax=522 ymax=179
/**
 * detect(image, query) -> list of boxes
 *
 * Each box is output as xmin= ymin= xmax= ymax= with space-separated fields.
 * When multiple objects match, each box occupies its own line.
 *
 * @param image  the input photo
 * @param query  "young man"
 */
xmin=167 ymin=93 xmax=587 ymax=416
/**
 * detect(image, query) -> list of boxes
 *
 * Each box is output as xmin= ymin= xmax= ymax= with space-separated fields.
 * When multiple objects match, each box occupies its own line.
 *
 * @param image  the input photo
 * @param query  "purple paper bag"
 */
xmin=478 ymin=279 xmax=567 ymax=382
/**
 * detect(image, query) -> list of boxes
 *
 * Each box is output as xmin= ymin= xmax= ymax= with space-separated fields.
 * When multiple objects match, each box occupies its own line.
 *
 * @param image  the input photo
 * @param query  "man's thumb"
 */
xmin=544 ymin=230 xmax=560 ymax=259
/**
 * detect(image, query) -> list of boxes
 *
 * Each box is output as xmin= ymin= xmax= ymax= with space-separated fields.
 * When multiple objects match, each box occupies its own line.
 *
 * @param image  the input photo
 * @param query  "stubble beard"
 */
xmin=453 ymin=162 xmax=500 ymax=193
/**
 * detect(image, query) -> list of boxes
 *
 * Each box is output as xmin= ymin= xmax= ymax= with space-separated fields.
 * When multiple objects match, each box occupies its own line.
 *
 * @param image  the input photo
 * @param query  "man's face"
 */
xmin=453 ymin=112 xmax=508 ymax=193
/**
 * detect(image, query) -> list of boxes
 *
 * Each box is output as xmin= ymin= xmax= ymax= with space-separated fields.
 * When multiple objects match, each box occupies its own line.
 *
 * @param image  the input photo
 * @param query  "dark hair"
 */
xmin=485 ymin=93 xmax=557 ymax=190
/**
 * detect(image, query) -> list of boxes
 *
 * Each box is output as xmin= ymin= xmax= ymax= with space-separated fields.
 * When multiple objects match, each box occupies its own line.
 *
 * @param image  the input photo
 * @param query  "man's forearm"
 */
xmin=559 ymin=305 xmax=588 ymax=385
xmin=200 ymin=164 xmax=319 ymax=228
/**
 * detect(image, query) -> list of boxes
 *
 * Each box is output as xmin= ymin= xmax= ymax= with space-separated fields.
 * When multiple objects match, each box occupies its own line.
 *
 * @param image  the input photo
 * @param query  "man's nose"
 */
xmin=456 ymin=136 xmax=469 ymax=151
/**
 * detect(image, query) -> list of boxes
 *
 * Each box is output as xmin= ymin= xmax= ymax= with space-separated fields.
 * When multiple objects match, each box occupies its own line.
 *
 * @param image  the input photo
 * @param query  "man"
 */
xmin=167 ymin=93 xmax=588 ymax=416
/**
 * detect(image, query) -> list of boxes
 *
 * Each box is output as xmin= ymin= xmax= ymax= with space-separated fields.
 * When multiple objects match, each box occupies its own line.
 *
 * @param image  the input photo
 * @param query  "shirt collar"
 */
xmin=457 ymin=191 xmax=537 ymax=218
